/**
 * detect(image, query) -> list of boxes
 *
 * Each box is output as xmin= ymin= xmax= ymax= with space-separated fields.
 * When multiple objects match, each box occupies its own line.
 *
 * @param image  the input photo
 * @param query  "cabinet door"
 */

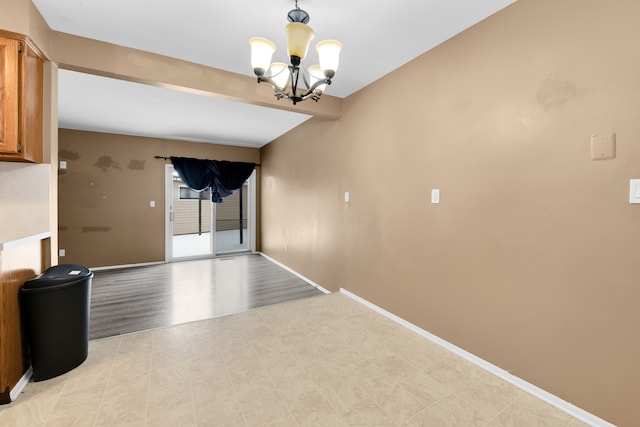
xmin=0 ymin=37 xmax=20 ymax=154
xmin=19 ymin=43 xmax=44 ymax=163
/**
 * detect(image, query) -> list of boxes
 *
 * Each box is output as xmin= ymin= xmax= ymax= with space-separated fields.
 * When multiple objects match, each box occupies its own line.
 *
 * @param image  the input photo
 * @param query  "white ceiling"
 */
xmin=32 ymin=0 xmax=517 ymax=148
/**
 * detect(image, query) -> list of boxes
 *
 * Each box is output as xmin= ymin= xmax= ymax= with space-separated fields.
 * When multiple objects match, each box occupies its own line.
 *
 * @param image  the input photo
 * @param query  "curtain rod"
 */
xmin=154 ymin=155 xmax=260 ymax=166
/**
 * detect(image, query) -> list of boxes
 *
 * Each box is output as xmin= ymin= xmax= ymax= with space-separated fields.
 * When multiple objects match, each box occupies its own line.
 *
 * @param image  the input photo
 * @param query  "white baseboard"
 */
xmin=258 ymin=252 xmax=331 ymax=294
xmin=90 ymin=261 xmax=165 ymax=271
xmin=10 ymin=366 xmax=32 ymax=402
xmin=340 ymin=288 xmax=614 ymax=427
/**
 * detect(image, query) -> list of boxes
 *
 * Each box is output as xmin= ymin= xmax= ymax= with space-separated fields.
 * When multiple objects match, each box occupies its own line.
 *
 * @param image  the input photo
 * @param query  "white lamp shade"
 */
xmin=316 ymin=40 xmax=342 ymax=78
xmin=269 ymin=62 xmax=290 ymax=90
xmin=286 ymin=22 xmax=315 ymax=61
xmin=308 ymin=64 xmax=327 ymax=94
xmin=250 ymin=37 xmax=276 ymax=75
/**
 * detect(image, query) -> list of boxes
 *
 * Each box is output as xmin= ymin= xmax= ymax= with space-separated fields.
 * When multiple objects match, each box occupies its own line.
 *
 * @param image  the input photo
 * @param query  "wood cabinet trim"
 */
xmin=0 ymin=38 xmax=20 ymax=155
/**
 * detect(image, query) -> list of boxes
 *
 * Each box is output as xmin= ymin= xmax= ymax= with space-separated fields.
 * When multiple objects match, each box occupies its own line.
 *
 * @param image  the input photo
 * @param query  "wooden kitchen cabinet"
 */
xmin=0 ymin=31 xmax=44 ymax=163
xmin=0 ymin=238 xmax=47 ymax=404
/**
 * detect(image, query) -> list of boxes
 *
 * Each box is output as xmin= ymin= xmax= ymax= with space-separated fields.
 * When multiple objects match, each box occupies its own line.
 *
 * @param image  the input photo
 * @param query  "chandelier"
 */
xmin=249 ymin=0 xmax=342 ymax=105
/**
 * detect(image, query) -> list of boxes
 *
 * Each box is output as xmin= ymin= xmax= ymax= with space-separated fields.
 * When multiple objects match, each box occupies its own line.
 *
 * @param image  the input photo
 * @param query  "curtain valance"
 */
xmin=170 ymin=157 xmax=256 ymax=203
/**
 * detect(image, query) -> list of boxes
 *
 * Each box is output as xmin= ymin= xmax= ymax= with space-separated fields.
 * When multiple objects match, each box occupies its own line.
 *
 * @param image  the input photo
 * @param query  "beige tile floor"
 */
xmin=0 ymin=293 xmax=593 ymax=426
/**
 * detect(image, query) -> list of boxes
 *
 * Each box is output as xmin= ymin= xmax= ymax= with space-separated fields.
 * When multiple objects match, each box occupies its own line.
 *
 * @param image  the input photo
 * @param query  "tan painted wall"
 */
xmin=0 ymin=0 xmax=52 ymax=60
xmin=0 ymin=163 xmax=50 ymax=243
xmin=260 ymin=0 xmax=640 ymax=425
xmin=58 ymin=129 xmax=259 ymax=268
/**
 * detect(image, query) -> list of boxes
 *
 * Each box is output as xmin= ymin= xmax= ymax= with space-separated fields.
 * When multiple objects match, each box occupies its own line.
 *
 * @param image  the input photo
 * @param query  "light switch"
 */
xmin=344 ymin=191 xmax=350 ymax=203
xmin=630 ymin=180 xmax=640 ymax=204
xmin=59 ymin=160 xmax=67 ymax=169
xmin=431 ymin=189 xmax=440 ymax=204
xmin=150 ymin=200 xmax=156 ymax=208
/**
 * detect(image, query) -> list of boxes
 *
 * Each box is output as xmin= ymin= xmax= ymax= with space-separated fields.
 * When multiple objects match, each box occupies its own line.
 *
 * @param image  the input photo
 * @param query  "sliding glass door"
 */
xmin=165 ymin=165 xmax=255 ymax=260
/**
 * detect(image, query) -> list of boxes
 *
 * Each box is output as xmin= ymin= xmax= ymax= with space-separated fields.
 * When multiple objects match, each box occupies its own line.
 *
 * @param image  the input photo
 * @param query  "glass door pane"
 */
xmin=215 ymin=180 xmax=249 ymax=253
xmin=171 ymin=169 xmax=214 ymax=258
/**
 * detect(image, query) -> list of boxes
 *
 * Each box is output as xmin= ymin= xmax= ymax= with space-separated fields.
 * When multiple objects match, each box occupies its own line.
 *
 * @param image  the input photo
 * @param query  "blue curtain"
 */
xmin=170 ymin=157 xmax=255 ymax=203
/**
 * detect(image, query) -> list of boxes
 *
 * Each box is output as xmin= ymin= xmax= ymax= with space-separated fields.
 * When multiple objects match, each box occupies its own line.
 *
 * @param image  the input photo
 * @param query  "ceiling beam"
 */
xmin=51 ymin=31 xmax=343 ymax=120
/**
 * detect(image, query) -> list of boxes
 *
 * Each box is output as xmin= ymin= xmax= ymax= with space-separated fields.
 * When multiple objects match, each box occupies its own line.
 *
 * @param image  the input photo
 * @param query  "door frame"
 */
xmin=165 ymin=164 xmax=256 ymax=261
xmin=248 ymin=170 xmax=257 ymax=253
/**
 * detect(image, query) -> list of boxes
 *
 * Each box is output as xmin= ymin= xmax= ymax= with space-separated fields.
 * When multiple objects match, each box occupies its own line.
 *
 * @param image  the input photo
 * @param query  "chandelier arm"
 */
xmin=256 ymin=72 xmax=332 ymax=104
xmin=301 ymin=92 xmax=320 ymax=102
xmin=256 ymin=76 xmax=291 ymax=100
xmin=296 ymin=78 xmax=331 ymax=102
xmin=306 ymin=77 xmax=332 ymax=94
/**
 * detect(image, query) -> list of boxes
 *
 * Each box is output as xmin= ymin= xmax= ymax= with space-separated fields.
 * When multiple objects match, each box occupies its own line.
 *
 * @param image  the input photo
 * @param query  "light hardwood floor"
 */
xmin=89 ymin=254 xmax=324 ymax=340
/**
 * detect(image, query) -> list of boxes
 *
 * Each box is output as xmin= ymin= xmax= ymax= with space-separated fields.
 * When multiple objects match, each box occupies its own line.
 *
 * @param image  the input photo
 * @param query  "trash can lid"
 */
xmin=21 ymin=264 xmax=93 ymax=291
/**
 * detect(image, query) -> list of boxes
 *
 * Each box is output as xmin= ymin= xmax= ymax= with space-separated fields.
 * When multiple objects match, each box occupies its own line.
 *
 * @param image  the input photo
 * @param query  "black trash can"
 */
xmin=20 ymin=264 xmax=93 ymax=381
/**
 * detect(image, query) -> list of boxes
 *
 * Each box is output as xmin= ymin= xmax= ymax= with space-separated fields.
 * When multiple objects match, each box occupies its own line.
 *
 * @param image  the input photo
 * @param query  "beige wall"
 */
xmin=260 ymin=0 xmax=640 ymax=425
xmin=0 ymin=0 xmax=52 ymax=56
xmin=0 ymin=163 xmax=50 ymax=244
xmin=58 ymin=129 xmax=259 ymax=268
